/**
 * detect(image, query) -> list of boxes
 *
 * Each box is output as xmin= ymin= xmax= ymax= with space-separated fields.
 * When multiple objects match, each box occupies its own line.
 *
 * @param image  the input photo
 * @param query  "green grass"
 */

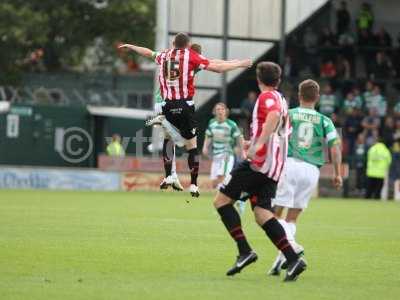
xmin=1 ymin=190 xmax=400 ymax=300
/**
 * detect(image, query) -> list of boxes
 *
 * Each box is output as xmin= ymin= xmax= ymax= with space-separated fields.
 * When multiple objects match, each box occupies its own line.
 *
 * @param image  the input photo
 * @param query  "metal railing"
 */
xmin=0 ymin=85 xmax=153 ymax=110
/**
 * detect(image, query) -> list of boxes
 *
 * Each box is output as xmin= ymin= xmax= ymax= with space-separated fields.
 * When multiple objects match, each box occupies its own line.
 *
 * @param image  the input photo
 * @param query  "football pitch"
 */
xmin=1 ymin=190 xmax=400 ymax=300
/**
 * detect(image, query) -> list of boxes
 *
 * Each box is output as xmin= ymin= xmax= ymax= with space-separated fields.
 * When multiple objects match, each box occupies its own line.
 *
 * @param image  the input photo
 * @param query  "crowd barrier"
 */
xmin=0 ymin=167 xmax=120 ymax=191
xmin=0 ymin=158 xmax=350 ymax=195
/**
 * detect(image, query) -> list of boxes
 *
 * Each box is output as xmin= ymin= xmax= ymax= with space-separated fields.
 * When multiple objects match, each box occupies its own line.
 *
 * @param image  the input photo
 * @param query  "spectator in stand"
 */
xmin=354 ymin=134 xmax=367 ymax=193
xmin=390 ymin=119 xmax=400 ymax=181
xmin=392 ymin=33 xmax=400 ymax=78
xmin=352 ymin=86 xmax=364 ymax=107
xmin=356 ymin=2 xmax=374 ymax=33
xmin=358 ymin=29 xmax=375 ymax=74
xmin=358 ymin=29 xmax=375 ymax=47
xmin=336 ymin=55 xmax=351 ymax=79
xmin=240 ymin=91 xmax=257 ymax=139
xmin=320 ymin=59 xmax=337 ymax=79
xmin=370 ymin=51 xmax=395 ymax=79
xmin=319 ymin=27 xmax=337 ymax=46
xmin=338 ymin=30 xmax=356 ymax=47
xmin=318 ymin=83 xmax=338 ymax=116
xmin=381 ymin=116 xmax=395 ymax=148
xmin=365 ymin=138 xmax=392 ymax=199
xmin=336 ymin=1 xmax=351 ymax=35
xmin=303 ymin=27 xmax=319 ymax=75
xmin=303 ymin=27 xmax=318 ymax=49
xmin=393 ymin=97 xmax=400 ymax=118
xmin=344 ymin=108 xmax=363 ymax=163
xmin=283 ymin=55 xmax=298 ymax=78
xmin=361 ymin=107 xmax=380 ymax=147
xmin=362 ymin=80 xmax=375 ymax=110
xmin=366 ymin=85 xmax=386 ymax=117
xmin=338 ymin=30 xmax=356 ymax=70
xmin=343 ymin=91 xmax=362 ymax=114
xmin=374 ymin=27 xmax=392 ymax=48
xmin=319 ymin=27 xmax=337 ymax=65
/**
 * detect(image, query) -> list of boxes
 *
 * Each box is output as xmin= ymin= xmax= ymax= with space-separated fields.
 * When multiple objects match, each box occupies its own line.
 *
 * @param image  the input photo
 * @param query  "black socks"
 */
xmin=188 ymin=148 xmax=199 ymax=185
xmin=261 ymin=218 xmax=298 ymax=263
xmin=162 ymin=139 xmax=174 ymax=177
xmin=217 ymin=204 xmax=252 ymax=255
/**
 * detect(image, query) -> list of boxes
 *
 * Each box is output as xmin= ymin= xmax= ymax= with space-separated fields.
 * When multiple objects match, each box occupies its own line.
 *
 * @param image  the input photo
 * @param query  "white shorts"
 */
xmin=273 ymin=157 xmax=320 ymax=209
xmin=210 ymin=154 xmax=235 ymax=180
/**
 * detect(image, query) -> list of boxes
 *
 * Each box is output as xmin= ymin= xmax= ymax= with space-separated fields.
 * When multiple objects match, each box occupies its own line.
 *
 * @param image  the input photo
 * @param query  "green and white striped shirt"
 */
xmin=205 ymin=118 xmax=242 ymax=156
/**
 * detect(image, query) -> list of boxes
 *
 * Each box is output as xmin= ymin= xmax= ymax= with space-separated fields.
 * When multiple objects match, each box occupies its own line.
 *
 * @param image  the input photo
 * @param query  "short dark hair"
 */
xmin=190 ymin=43 xmax=202 ymax=54
xmin=256 ymin=61 xmax=281 ymax=87
xmin=299 ymin=79 xmax=320 ymax=103
xmin=174 ymin=32 xmax=190 ymax=48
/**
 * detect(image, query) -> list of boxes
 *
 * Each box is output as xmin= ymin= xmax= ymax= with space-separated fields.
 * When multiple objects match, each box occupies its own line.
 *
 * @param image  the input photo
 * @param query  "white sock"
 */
xmin=278 ymin=219 xmax=294 ymax=243
xmin=171 ymin=149 xmax=177 ymax=176
xmin=286 ymin=222 xmax=297 ymax=244
xmin=286 ymin=222 xmax=297 ymax=240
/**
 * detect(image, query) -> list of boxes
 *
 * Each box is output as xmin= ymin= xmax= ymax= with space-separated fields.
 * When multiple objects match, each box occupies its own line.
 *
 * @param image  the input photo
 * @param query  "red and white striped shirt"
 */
xmin=250 ymin=90 xmax=290 ymax=181
xmin=155 ymin=48 xmax=210 ymax=100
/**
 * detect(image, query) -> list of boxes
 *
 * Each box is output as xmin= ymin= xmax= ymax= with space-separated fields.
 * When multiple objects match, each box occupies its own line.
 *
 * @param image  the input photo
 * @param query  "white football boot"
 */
xmin=189 ymin=184 xmax=200 ymax=197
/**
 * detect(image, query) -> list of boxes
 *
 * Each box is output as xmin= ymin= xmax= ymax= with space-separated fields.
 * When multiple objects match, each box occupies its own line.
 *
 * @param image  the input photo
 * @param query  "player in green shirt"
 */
xmin=268 ymin=79 xmax=343 ymax=276
xmin=202 ymin=102 xmax=246 ymax=214
xmin=202 ymin=103 xmax=245 ymax=186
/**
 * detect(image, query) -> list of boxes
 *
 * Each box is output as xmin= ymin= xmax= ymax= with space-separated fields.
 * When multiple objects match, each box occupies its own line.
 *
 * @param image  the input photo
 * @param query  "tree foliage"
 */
xmin=0 ymin=0 xmax=155 ymax=83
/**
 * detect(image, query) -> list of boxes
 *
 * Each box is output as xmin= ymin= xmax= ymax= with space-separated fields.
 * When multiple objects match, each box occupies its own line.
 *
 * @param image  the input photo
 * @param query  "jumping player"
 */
xmin=119 ymin=43 xmax=204 ymax=192
xmin=268 ymin=79 xmax=342 ymax=276
xmin=120 ymin=33 xmax=251 ymax=197
xmin=213 ymin=61 xmax=307 ymax=282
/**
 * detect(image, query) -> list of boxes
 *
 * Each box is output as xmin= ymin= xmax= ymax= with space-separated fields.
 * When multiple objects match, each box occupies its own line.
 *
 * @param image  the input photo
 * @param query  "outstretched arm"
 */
xmin=210 ymin=59 xmax=240 ymax=64
xmin=118 ymin=43 xmax=154 ymax=59
xmin=206 ymin=59 xmax=252 ymax=73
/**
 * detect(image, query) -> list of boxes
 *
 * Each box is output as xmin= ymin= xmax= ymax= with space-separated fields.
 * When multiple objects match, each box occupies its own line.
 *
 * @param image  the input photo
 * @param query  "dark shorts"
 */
xmin=219 ymin=160 xmax=277 ymax=211
xmin=162 ymin=99 xmax=197 ymax=140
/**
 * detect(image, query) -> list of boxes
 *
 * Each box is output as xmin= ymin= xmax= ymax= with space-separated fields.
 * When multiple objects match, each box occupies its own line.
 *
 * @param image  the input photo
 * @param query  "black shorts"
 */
xmin=162 ymin=99 xmax=197 ymax=140
xmin=220 ymin=160 xmax=277 ymax=211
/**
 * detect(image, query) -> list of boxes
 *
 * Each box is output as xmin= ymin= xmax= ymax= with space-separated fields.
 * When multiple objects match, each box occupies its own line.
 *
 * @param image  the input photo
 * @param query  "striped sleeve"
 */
xmin=205 ymin=121 xmax=213 ymax=137
xmin=190 ymin=50 xmax=210 ymax=70
xmin=229 ymin=120 xmax=242 ymax=138
xmin=323 ymin=116 xmax=339 ymax=147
